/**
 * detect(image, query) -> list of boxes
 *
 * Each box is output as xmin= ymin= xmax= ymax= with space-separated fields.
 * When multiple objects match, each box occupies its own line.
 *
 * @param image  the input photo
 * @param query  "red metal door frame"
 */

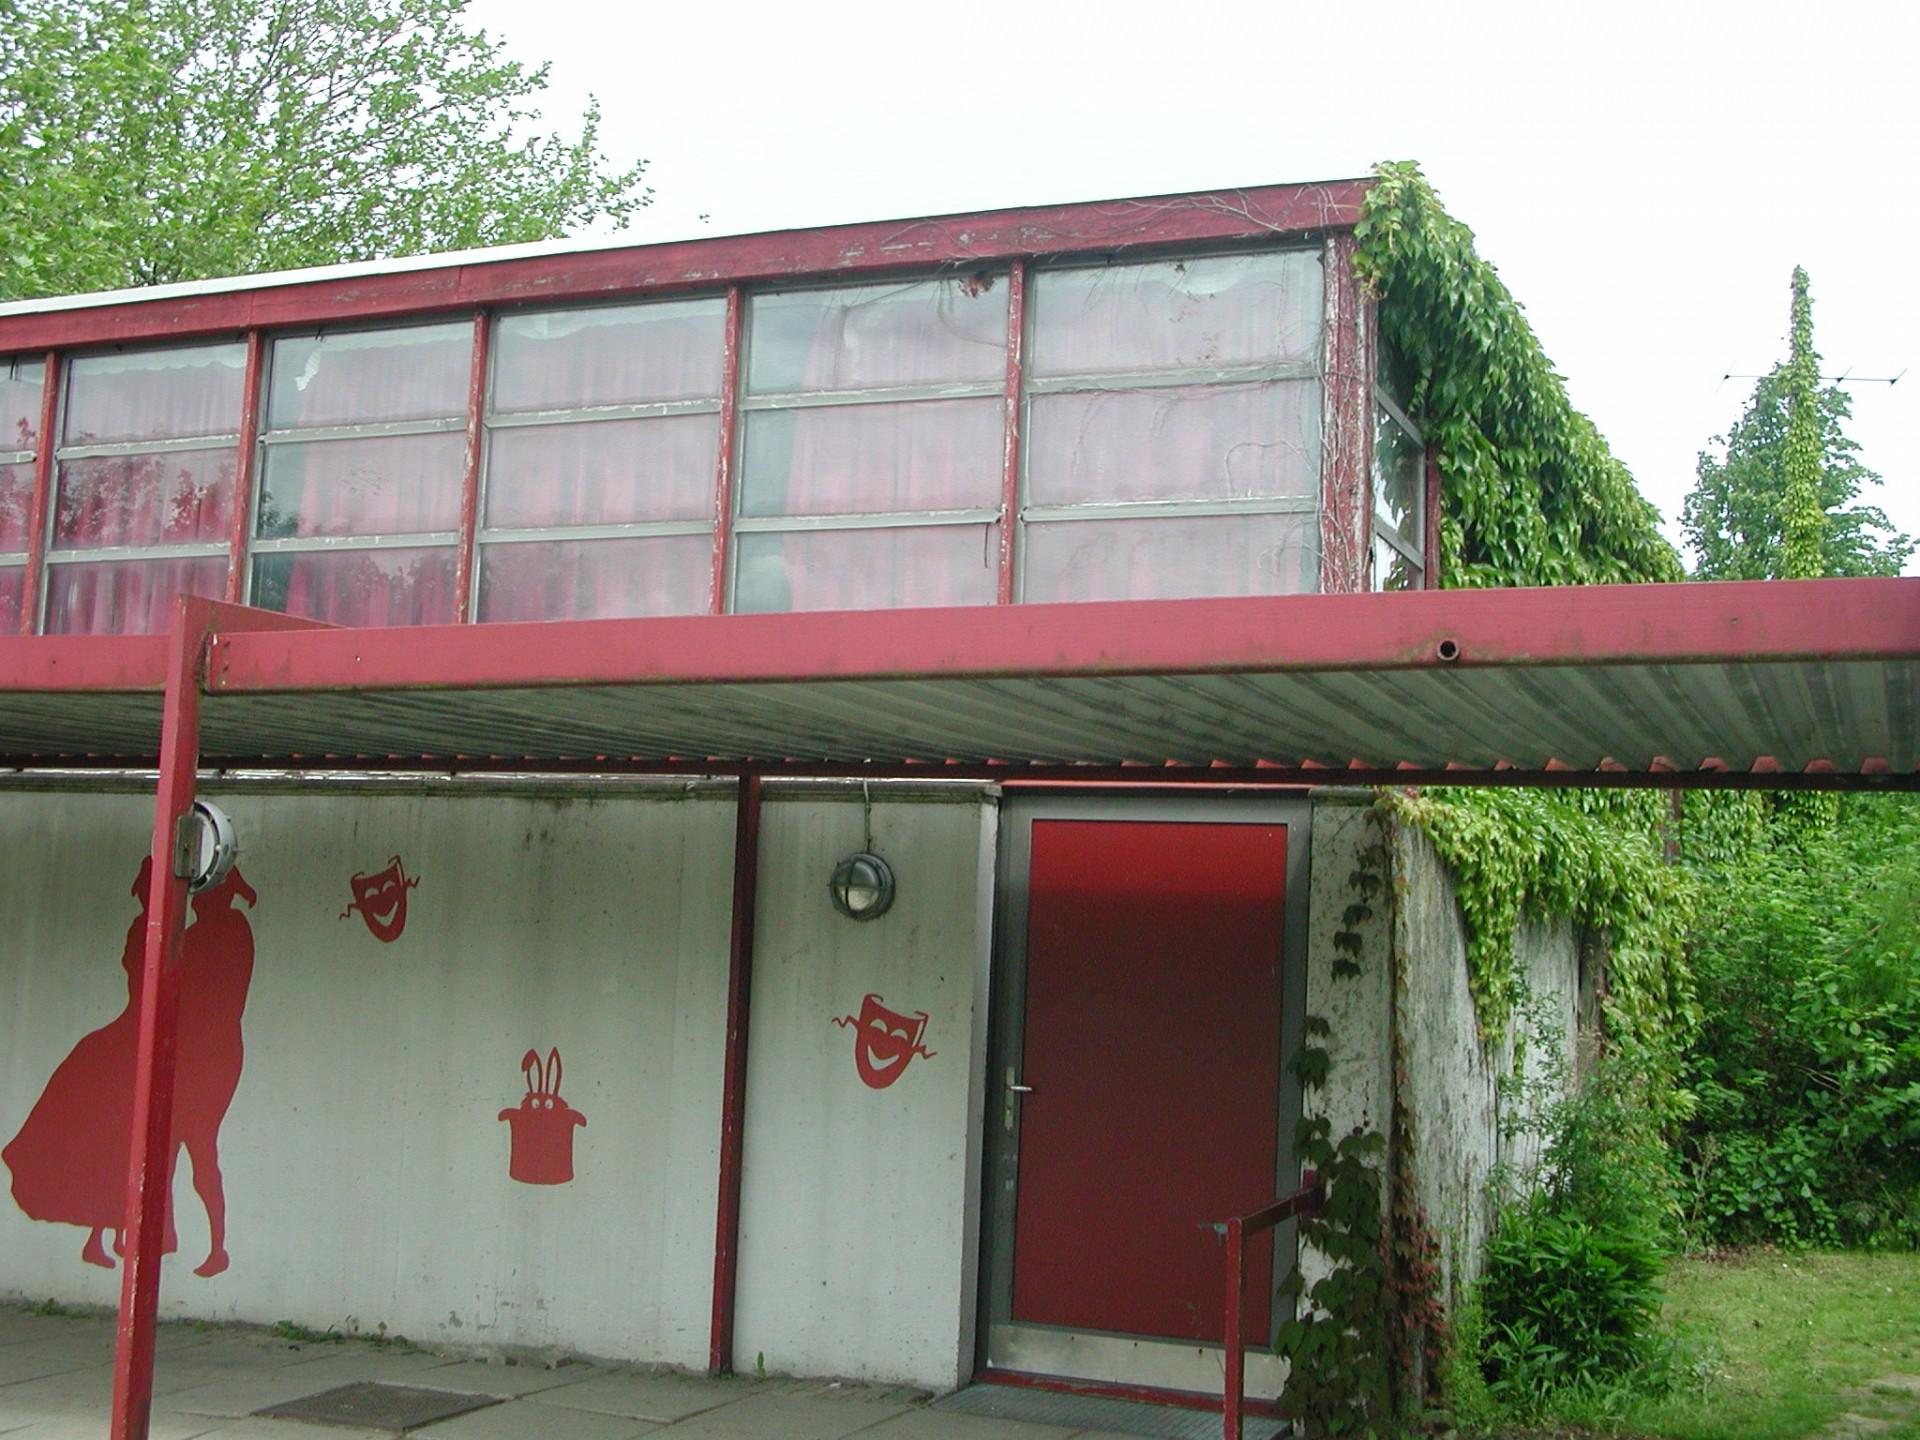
xmin=979 ymin=794 xmax=1312 ymax=1398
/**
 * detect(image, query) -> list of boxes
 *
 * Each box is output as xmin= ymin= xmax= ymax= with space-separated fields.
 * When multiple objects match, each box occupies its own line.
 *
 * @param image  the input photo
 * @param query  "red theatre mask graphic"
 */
xmin=340 ymin=856 xmax=419 ymax=942
xmin=832 ymin=994 xmax=936 ymax=1090
xmin=498 ymin=1048 xmax=586 ymax=1185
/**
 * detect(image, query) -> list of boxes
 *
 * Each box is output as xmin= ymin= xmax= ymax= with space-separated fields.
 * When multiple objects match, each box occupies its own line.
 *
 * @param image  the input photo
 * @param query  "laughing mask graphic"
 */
xmin=832 ymin=993 xmax=935 ymax=1089
xmin=340 ymin=856 xmax=419 ymax=942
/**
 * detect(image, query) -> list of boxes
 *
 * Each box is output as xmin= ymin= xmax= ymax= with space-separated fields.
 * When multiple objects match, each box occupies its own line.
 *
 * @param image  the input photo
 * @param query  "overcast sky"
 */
xmin=465 ymin=0 xmax=1917 ymax=571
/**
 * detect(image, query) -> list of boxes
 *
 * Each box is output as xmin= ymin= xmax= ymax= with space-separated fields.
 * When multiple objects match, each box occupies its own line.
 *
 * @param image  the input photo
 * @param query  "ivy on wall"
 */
xmin=1380 ymin=789 xmax=1699 ymax=1066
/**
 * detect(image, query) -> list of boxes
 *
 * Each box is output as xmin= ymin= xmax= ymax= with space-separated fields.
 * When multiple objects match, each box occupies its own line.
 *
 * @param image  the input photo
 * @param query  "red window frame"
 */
xmin=0 ymin=180 xmax=1376 ymax=632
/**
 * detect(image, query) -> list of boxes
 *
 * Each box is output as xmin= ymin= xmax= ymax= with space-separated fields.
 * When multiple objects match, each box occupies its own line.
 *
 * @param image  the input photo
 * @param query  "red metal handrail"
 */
xmin=1211 ymin=1170 xmax=1325 ymax=1440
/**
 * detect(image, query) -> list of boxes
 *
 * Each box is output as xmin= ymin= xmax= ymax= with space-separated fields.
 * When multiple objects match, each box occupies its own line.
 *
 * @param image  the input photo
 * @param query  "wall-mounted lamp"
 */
xmin=830 ymin=852 xmax=895 ymax=921
xmin=174 ymin=799 xmax=239 ymax=894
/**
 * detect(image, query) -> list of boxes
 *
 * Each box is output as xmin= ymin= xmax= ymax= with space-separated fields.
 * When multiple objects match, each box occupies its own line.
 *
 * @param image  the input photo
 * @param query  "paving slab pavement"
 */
xmin=0 ymin=1307 xmax=1187 ymax=1440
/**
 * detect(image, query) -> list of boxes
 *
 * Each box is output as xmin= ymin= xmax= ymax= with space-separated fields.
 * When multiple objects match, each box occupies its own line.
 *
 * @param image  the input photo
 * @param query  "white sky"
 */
xmin=466 ymin=0 xmax=1918 ymax=570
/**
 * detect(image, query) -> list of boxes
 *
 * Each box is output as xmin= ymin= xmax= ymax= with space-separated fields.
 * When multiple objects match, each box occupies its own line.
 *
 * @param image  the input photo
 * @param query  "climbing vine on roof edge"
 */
xmin=1354 ymin=161 xmax=1683 ymax=589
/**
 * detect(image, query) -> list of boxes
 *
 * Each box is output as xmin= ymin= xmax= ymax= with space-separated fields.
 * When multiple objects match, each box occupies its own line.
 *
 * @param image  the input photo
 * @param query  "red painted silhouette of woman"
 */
xmin=174 ymin=866 xmax=258 ymax=1276
xmin=3 ymin=860 xmax=257 ymax=1276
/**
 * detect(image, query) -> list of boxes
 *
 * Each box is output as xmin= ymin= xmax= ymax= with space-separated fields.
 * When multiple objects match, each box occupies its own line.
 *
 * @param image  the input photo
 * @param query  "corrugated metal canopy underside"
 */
xmin=0 ymin=579 xmax=1912 ymax=785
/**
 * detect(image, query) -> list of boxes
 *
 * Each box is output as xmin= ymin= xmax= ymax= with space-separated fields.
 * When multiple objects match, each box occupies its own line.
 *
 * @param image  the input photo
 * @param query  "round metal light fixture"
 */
xmin=829 ymin=851 xmax=895 ymax=921
xmin=177 ymin=799 xmax=239 ymax=895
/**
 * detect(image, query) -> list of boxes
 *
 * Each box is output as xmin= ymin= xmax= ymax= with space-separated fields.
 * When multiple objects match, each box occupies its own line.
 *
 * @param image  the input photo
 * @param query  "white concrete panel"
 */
xmin=0 ymin=788 xmax=734 ymax=1368
xmin=733 ymin=794 xmax=993 ymax=1391
xmin=1295 ymin=801 xmax=1394 ymax=1297
xmin=1391 ymin=822 xmax=1579 ymax=1306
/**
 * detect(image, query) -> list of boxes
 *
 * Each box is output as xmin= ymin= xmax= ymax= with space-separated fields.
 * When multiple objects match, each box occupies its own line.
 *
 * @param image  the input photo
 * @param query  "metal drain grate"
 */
xmin=257 ymin=1380 xmax=505 ymax=1432
xmin=932 ymin=1383 xmax=1287 ymax=1440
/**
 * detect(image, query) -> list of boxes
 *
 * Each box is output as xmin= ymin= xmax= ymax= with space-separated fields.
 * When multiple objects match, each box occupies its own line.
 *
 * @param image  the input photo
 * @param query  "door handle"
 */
xmin=1009 ymin=1084 xmax=1034 ymax=1094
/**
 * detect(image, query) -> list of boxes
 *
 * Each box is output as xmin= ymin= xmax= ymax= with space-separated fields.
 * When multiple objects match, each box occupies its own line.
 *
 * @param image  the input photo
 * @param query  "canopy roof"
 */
xmin=0 ymin=577 xmax=1910 ymax=788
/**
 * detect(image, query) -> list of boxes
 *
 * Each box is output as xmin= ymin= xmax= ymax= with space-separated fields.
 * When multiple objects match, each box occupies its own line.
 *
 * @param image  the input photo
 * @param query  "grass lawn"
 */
xmin=1512 ymin=1249 xmax=1920 ymax=1440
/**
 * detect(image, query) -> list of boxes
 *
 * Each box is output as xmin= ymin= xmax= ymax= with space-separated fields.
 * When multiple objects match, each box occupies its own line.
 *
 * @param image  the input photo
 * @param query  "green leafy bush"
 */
xmin=1680 ymin=794 xmax=1920 ymax=1249
xmin=1477 ymin=1203 xmax=1667 ymax=1410
xmin=1461 ymin=1038 xmax=1685 ymax=1419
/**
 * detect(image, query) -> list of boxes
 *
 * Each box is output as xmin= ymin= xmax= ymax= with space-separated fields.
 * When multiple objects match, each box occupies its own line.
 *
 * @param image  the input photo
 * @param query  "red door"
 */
xmin=1010 ymin=819 xmax=1288 ymax=1343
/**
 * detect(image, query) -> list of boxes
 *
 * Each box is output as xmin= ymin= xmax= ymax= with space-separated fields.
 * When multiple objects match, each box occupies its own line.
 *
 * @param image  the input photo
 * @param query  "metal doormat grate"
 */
xmin=932 ymin=1383 xmax=1287 ymax=1440
xmin=257 ymin=1380 xmax=506 ymax=1432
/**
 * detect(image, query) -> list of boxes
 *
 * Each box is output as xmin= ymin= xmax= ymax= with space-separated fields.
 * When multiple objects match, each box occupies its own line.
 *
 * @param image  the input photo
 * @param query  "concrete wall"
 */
xmin=1294 ymin=799 xmax=1394 ymax=1297
xmin=1390 ymin=821 xmax=1580 ymax=1306
xmin=0 ymin=784 xmax=992 ymax=1389
xmin=733 ymin=792 xmax=994 ymax=1390
xmin=0 ymin=780 xmax=1573 ymax=1390
xmin=0 ymin=787 xmax=735 ymax=1365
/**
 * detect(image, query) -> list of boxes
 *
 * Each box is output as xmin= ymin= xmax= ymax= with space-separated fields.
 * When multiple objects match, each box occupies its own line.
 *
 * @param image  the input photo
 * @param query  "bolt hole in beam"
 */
xmin=1435 ymin=638 xmax=1460 ymax=662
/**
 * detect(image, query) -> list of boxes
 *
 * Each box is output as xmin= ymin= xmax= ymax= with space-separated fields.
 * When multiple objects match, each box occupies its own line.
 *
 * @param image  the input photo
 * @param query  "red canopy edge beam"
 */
xmin=199 ymin=577 xmax=1920 ymax=695
xmin=109 ymin=600 xmax=333 ymax=1440
xmin=0 ymin=181 xmax=1369 ymax=352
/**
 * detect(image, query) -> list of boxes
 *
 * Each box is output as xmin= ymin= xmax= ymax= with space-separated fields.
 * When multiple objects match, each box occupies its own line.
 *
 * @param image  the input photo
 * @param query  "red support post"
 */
xmin=995 ymin=261 xmax=1027 ymax=605
xmin=453 ymin=310 xmax=490 ymax=623
xmin=709 ymin=770 xmax=762 ymax=1370
xmin=223 ymin=332 xmax=265 ymax=605
xmin=1223 ymin=1216 xmax=1246 ymax=1440
xmin=108 ymin=596 xmax=213 ymax=1440
xmin=20 ymin=350 xmax=60 ymax=634
xmin=709 ymin=286 xmax=745 ymax=615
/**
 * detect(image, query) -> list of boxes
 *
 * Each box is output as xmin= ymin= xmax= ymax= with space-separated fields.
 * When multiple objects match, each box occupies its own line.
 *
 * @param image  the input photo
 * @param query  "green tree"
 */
xmin=1683 ymin=270 xmax=1912 ymax=579
xmin=0 ymin=0 xmax=649 ymax=300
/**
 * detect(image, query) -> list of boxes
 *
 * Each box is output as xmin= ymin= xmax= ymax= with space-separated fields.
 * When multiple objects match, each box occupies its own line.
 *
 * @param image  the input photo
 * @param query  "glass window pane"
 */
xmin=1022 ymin=513 xmax=1316 ymax=604
xmin=740 ymin=399 xmax=1001 ymax=518
xmin=1373 ymin=405 xmax=1423 ymax=536
xmin=733 ymin=523 xmax=998 ymax=614
xmin=3 ymin=357 xmax=45 ymax=451
xmin=747 ymin=277 xmax=1007 ymax=394
xmin=1031 ymin=251 xmax=1323 ymax=377
xmin=257 ymin=433 xmax=464 ymax=539
xmin=0 ymin=566 xmax=22 ymax=633
xmin=1026 ymin=381 xmax=1319 ymax=507
xmin=63 ymin=345 xmax=246 ymax=445
xmin=491 ymin=299 xmax=726 ymax=411
xmin=485 ymin=416 xmax=718 ymax=529
xmin=1372 ymin=534 xmax=1422 ymax=592
xmin=479 ymin=536 xmax=711 ymax=622
xmin=44 ymin=556 xmax=227 ymax=635
xmin=54 ymin=449 xmax=235 ymax=549
xmin=0 ymin=462 xmax=36 ymax=551
xmin=267 ymin=324 xmax=470 ymax=429
xmin=252 ymin=546 xmax=457 ymax=627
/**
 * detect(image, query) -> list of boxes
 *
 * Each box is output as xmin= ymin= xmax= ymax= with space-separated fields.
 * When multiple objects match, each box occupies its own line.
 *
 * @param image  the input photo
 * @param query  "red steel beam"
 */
xmin=708 ymin=287 xmax=744 ymax=615
xmin=709 ymin=771 xmax=762 ymax=1372
xmin=108 ymin=598 xmax=211 ymax=1440
xmin=222 ymin=333 xmax=265 ymax=605
xmin=200 ymin=577 xmax=1920 ymax=695
xmin=452 ymin=311 xmax=491 ymax=623
xmin=19 ymin=350 xmax=59 ymax=634
xmin=109 ymin=598 xmax=331 ymax=1440
xmin=0 ymin=631 xmax=169 ymax=690
xmin=995 ymin=260 xmax=1027 ymax=605
xmin=0 ymin=181 xmax=1371 ymax=353
xmin=0 ymin=756 xmax=1908 ymax=791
